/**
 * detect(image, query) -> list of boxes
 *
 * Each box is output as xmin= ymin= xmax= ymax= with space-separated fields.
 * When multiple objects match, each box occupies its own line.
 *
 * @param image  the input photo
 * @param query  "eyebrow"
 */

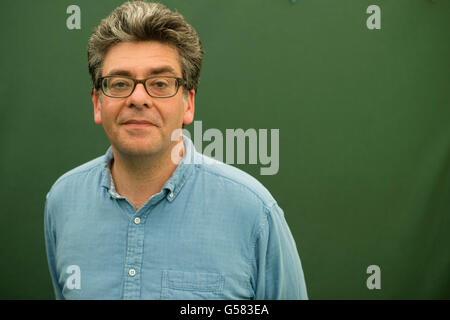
xmin=105 ymin=66 xmax=179 ymax=77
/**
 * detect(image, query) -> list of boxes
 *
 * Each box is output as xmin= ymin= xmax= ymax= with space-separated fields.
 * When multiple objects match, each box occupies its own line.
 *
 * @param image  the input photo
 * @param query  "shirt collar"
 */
xmin=100 ymin=134 xmax=196 ymax=202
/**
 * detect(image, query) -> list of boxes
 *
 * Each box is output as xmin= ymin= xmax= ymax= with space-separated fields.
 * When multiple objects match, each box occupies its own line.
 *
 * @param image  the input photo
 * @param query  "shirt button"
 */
xmin=169 ymin=192 xmax=174 ymax=198
xmin=129 ymin=269 xmax=136 ymax=277
xmin=134 ymin=217 xmax=141 ymax=224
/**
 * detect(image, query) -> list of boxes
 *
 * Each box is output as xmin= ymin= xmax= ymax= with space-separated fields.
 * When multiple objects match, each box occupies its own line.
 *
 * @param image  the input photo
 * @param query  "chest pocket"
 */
xmin=161 ymin=270 xmax=225 ymax=300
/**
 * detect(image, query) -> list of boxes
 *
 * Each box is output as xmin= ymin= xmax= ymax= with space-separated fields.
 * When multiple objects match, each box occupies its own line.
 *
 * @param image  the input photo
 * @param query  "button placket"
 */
xmin=123 ymin=214 xmax=146 ymax=299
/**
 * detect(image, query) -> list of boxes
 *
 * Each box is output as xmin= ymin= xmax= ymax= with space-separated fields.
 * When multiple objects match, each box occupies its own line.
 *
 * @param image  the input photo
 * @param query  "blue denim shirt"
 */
xmin=44 ymin=135 xmax=308 ymax=300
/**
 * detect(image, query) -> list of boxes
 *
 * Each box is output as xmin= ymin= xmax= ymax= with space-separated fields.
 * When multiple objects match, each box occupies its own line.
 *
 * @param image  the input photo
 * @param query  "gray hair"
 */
xmin=87 ymin=1 xmax=203 ymax=94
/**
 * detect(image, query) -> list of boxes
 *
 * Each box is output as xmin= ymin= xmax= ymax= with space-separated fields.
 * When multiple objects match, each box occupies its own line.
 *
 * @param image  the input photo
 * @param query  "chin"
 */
xmin=114 ymin=140 xmax=165 ymax=158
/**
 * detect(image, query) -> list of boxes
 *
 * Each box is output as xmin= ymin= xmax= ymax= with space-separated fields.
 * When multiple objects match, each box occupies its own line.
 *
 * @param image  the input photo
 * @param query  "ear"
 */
xmin=182 ymin=89 xmax=195 ymax=125
xmin=92 ymin=88 xmax=102 ymax=125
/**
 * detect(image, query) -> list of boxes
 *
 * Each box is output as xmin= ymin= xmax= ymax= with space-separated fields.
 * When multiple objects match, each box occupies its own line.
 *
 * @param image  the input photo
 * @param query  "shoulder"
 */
xmin=46 ymin=153 xmax=107 ymax=202
xmin=190 ymin=153 xmax=286 ymax=248
xmin=192 ymin=153 xmax=278 ymax=210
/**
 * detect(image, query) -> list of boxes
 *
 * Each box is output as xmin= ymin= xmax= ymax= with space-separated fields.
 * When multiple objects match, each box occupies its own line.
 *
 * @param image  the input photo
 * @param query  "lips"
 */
xmin=123 ymin=119 xmax=152 ymax=125
xmin=121 ymin=119 xmax=156 ymax=130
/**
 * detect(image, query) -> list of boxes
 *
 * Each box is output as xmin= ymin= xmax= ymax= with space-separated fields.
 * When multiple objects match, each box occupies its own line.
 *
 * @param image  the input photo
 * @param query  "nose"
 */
xmin=128 ymin=82 xmax=151 ymax=108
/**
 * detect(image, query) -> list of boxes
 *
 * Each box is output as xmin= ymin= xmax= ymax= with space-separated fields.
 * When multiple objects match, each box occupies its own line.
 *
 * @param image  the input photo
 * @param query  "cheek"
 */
xmin=177 ymin=100 xmax=189 ymax=120
xmin=173 ymin=106 xmax=186 ymax=128
xmin=100 ymin=104 xmax=120 ymax=131
xmin=160 ymin=102 xmax=185 ymax=126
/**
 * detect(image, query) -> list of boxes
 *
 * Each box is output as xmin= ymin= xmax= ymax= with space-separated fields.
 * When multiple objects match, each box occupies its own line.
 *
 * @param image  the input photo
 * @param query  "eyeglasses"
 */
xmin=99 ymin=75 xmax=186 ymax=98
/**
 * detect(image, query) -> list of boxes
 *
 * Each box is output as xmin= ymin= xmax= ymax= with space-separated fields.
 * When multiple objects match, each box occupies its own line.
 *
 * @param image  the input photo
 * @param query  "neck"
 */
xmin=110 ymin=136 xmax=184 ymax=209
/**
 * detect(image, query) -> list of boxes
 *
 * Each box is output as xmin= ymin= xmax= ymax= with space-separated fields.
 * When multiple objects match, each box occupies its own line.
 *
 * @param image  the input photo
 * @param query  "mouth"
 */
xmin=122 ymin=119 xmax=155 ymax=127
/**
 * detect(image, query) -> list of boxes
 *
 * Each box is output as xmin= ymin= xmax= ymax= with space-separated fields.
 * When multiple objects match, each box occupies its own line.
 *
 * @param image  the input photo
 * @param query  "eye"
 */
xmin=150 ymin=80 xmax=169 ymax=88
xmin=156 ymin=82 xmax=167 ymax=87
xmin=111 ymin=80 xmax=131 ymax=88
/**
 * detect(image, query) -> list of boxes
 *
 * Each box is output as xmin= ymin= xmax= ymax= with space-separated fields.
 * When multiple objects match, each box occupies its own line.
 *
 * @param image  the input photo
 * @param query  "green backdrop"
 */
xmin=0 ymin=0 xmax=448 ymax=299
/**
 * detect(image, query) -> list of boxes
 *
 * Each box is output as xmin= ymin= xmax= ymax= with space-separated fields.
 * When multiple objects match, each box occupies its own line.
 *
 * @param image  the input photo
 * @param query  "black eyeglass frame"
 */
xmin=98 ymin=75 xmax=186 ymax=98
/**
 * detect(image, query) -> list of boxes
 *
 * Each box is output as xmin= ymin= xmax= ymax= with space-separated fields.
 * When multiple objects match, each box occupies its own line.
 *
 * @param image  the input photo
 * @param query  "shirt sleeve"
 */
xmin=44 ymin=193 xmax=64 ymax=300
xmin=253 ymin=203 xmax=308 ymax=300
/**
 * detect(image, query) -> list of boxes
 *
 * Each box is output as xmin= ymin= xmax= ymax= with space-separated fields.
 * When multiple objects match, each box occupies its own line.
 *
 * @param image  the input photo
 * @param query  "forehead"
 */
xmin=102 ymin=40 xmax=182 ymax=77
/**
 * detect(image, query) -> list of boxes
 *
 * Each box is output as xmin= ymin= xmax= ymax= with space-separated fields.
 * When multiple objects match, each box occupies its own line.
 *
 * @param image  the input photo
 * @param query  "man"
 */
xmin=44 ymin=0 xmax=308 ymax=300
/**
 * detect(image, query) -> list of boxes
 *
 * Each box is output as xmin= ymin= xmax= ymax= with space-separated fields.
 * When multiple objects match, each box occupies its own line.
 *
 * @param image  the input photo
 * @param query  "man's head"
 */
xmin=88 ymin=1 xmax=203 ymax=95
xmin=87 ymin=1 xmax=203 ymax=159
